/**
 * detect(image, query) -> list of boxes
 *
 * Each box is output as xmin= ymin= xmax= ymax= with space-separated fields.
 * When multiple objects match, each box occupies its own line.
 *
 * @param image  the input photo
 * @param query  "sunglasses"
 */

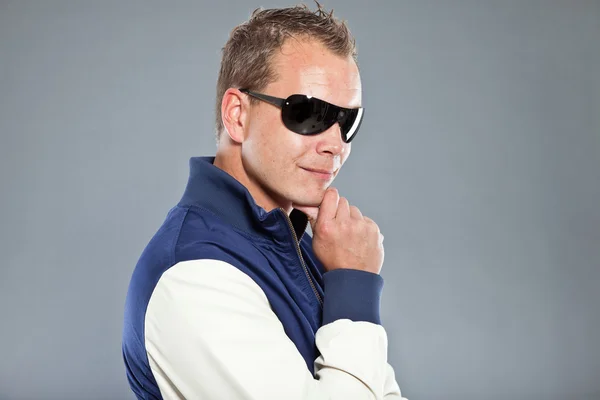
xmin=239 ymin=88 xmax=364 ymax=143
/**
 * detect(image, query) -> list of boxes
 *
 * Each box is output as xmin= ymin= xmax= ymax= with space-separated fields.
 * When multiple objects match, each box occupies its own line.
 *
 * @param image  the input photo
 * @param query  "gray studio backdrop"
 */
xmin=1 ymin=1 xmax=599 ymax=399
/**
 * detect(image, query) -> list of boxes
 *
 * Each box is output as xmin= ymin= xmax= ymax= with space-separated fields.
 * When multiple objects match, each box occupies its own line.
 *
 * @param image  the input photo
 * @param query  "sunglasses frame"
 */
xmin=238 ymin=88 xmax=363 ymax=143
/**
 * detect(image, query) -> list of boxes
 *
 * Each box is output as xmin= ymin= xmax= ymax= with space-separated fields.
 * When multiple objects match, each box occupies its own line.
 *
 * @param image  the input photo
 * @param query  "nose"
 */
xmin=315 ymin=122 xmax=347 ymax=156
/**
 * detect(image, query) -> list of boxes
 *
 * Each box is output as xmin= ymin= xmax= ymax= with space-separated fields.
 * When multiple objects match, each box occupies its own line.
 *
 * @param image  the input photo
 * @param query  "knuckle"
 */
xmin=368 ymin=222 xmax=380 ymax=235
xmin=363 ymin=217 xmax=377 ymax=228
xmin=318 ymin=220 xmax=332 ymax=235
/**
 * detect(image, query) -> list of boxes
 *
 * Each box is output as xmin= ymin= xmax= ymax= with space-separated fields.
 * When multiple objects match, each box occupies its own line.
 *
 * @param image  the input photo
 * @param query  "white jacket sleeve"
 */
xmin=145 ymin=259 xmax=408 ymax=400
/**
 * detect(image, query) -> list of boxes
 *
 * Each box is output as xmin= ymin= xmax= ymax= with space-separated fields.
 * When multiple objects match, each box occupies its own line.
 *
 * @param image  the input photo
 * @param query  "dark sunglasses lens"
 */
xmin=282 ymin=95 xmax=363 ymax=143
xmin=282 ymin=95 xmax=334 ymax=135
xmin=338 ymin=107 xmax=363 ymax=143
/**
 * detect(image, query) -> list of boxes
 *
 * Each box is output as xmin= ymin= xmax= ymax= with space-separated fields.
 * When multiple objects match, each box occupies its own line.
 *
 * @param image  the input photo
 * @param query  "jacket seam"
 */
xmin=176 ymin=203 xmax=274 ymax=246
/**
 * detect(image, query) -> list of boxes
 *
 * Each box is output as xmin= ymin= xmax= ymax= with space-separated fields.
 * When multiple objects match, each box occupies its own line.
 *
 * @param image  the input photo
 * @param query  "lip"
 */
xmin=301 ymin=167 xmax=335 ymax=179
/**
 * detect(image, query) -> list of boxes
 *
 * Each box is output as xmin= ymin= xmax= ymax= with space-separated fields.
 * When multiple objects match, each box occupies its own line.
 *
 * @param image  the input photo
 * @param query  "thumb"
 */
xmin=292 ymin=204 xmax=319 ymax=227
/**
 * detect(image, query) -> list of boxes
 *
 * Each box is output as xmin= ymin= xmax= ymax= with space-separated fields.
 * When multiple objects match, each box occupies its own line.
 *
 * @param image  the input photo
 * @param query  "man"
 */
xmin=122 ymin=3 xmax=407 ymax=399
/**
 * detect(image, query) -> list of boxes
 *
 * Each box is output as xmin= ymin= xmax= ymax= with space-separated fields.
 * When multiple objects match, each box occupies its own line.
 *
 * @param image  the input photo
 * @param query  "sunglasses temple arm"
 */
xmin=239 ymin=89 xmax=285 ymax=108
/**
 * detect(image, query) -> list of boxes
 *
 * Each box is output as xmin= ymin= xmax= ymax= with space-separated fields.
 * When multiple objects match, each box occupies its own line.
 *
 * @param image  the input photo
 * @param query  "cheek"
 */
xmin=247 ymin=109 xmax=313 ymax=171
xmin=247 ymin=112 xmax=280 ymax=152
xmin=266 ymin=126 xmax=310 ymax=162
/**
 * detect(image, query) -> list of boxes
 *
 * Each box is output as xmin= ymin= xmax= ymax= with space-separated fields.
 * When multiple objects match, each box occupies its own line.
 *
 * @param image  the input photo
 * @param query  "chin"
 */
xmin=289 ymin=186 xmax=327 ymax=207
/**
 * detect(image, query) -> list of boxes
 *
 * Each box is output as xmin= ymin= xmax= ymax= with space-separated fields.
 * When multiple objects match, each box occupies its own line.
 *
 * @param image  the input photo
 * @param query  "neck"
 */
xmin=213 ymin=143 xmax=293 ymax=215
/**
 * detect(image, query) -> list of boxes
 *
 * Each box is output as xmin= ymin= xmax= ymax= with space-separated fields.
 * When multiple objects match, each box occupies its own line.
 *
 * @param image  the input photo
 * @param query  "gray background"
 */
xmin=1 ymin=0 xmax=599 ymax=399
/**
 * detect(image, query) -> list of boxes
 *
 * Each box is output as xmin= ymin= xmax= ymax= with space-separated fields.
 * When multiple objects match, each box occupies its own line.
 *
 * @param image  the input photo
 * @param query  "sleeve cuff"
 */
xmin=322 ymin=269 xmax=384 ymax=325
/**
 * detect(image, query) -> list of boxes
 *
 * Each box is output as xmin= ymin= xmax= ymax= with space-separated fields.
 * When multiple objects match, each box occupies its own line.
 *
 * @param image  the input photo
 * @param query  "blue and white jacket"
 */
xmin=122 ymin=156 xmax=406 ymax=399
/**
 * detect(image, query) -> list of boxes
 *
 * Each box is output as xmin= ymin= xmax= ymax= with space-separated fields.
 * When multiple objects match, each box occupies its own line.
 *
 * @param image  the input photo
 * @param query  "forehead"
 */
xmin=267 ymin=38 xmax=362 ymax=108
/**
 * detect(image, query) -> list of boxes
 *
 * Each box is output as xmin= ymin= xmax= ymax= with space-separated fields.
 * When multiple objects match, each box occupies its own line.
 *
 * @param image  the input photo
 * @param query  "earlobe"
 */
xmin=221 ymin=88 xmax=247 ymax=144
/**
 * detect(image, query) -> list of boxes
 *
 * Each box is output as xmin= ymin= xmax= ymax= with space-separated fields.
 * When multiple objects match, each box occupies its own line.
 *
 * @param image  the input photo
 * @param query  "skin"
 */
xmin=214 ymin=37 xmax=361 ymax=214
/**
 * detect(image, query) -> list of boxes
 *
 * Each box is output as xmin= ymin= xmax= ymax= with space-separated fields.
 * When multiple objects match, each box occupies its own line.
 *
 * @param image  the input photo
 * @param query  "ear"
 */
xmin=221 ymin=88 xmax=248 ymax=144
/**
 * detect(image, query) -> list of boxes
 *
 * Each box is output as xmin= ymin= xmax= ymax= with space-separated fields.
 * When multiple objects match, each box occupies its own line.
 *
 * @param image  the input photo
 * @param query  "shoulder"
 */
xmin=128 ymin=204 xmax=269 ymax=302
xmin=173 ymin=204 xmax=270 ymax=268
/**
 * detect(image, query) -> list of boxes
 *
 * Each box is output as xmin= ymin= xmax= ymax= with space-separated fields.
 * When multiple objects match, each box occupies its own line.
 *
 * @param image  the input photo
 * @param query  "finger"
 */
xmin=364 ymin=216 xmax=376 ymax=226
xmin=318 ymin=187 xmax=340 ymax=222
xmin=349 ymin=205 xmax=363 ymax=219
xmin=336 ymin=197 xmax=350 ymax=220
xmin=364 ymin=216 xmax=381 ymax=235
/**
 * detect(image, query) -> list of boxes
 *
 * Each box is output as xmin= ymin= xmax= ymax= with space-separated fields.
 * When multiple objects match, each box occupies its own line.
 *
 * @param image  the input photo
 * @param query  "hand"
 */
xmin=293 ymin=187 xmax=384 ymax=275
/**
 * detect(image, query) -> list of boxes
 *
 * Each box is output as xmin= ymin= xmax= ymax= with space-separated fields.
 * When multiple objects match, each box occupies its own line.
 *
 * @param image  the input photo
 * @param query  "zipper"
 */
xmin=279 ymin=208 xmax=323 ymax=306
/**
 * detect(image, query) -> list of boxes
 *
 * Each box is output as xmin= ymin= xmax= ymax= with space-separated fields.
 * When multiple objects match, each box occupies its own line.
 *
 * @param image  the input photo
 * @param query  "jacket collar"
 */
xmin=177 ymin=156 xmax=308 ymax=241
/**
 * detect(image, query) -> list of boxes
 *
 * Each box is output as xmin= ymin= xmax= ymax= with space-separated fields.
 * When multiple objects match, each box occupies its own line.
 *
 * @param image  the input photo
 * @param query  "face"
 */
xmin=240 ymin=39 xmax=362 ymax=210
